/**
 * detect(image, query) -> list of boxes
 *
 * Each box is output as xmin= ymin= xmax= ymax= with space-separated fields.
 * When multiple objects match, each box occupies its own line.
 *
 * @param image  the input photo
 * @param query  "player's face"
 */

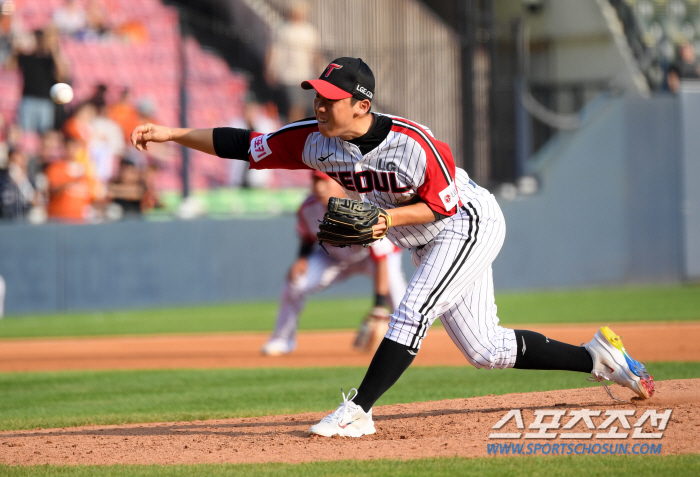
xmin=313 ymin=94 xmax=359 ymax=139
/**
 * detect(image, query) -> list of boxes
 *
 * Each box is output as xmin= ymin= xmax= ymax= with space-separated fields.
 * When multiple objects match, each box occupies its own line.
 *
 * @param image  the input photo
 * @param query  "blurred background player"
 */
xmin=262 ymin=170 xmax=407 ymax=356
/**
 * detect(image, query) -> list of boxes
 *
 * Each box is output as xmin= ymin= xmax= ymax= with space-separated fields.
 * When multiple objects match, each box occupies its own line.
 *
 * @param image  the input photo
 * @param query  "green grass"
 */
xmin=0 ymin=298 xmax=371 ymax=339
xmin=0 ymin=362 xmax=697 ymax=431
xmin=1 ymin=285 xmax=699 ymax=339
xmin=495 ymin=285 xmax=700 ymax=325
xmin=1 ymin=455 xmax=699 ymax=476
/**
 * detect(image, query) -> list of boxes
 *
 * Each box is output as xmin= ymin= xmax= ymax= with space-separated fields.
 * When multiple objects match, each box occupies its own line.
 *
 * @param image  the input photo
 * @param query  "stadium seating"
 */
xmin=0 ymin=0 xmax=311 ymax=193
xmin=625 ymin=0 xmax=700 ymax=61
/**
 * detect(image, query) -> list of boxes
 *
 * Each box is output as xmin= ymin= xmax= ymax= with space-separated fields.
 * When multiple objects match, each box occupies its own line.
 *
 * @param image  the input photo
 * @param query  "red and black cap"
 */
xmin=301 ymin=57 xmax=375 ymax=101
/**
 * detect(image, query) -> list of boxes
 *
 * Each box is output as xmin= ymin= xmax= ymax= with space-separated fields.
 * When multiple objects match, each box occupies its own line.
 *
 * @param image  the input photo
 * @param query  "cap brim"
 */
xmin=301 ymin=79 xmax=352 ymax=100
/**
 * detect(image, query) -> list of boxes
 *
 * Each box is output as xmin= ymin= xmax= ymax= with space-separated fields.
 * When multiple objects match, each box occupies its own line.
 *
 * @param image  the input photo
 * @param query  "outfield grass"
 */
xmin=0 ymin=362 xmax=697 ymax=431
xmin=0 ymin=298 xmax=371 ymax=339
xmin=495 ymin=285 xmax=700 ymax=325
xmin=1 ymin=455 xmax=699 ymax=476
xmin=1 ymin=285 xmax=699 ymax=339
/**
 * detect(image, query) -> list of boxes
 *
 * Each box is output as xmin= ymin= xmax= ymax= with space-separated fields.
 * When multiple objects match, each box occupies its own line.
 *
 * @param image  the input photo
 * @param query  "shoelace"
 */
xmin=587 ymin=372 xmax=626 ymax=403
xmin=321 ymin=388 xmax=359 ymax=423
xmin=580 ymin=341 xmax=628 ymax=403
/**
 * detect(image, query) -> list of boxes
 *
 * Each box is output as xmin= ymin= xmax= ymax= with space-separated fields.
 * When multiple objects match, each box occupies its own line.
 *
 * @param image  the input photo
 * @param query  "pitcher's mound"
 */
xmin=2 ymin=379 xmax=698 ymax=465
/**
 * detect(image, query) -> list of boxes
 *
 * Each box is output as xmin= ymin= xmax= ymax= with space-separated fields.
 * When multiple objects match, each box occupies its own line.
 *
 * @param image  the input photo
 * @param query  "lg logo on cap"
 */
xmin=356 ymin=85 xmax=373 ymax=99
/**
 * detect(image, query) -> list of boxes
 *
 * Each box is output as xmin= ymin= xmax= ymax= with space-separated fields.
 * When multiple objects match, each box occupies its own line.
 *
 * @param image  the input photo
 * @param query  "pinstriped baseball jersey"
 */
xmin=247 ymin=114 xmax=461 ymax=249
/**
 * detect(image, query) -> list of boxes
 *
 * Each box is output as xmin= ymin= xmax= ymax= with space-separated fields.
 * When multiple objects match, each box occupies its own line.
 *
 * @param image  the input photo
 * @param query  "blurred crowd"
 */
xmin=3 ymin=0 xmax=698 ymax=225
xmin=0 ymin=80 xmax=163 ymax=224
xmin=666 ymin=40 xmax=700 ymax=92
xmin=264 ymin=0 xmax=321 ymax=123
xmin=0 ymin=0 xmax=161 ymax=224
xmin=0 ymin=0 xmax=320 ymax=224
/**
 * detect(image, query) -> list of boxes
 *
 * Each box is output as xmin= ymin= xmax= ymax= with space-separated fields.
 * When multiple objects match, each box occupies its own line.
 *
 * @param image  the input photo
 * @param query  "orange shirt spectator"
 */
xmin=62 ymin=102 xmax=96 ymax=143
xmin=114 ymin=20 xmax=148 ymax=44
xmin=46 ymin=160 xmax=93 ymax=221
xmin=108 ymin=95 xmax=140 ymax=143
xmin=107 ymin=103 xmax=141 ymax=143
xmin=45 ymin=139 xmax=102 ymax=221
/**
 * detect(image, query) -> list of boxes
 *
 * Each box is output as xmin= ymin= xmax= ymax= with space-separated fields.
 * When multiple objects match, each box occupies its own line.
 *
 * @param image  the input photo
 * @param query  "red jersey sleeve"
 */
xmin=248 ymin=121 xmax=318 ymax=170
xmin=391 ymin=119 xmax=461 ymax=217
xmin=416 ymin=137 xmax=460 ymax=216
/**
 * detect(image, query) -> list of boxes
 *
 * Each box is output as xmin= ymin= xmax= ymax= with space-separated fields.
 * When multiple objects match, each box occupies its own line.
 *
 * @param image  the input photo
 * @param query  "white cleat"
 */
xmin=309 ymin=388 xmax=376 ymax=437
xmin=585 ymin=326 xmax=654 ymax=401
xmin=261 ymin=338 xmax=296 ymax=356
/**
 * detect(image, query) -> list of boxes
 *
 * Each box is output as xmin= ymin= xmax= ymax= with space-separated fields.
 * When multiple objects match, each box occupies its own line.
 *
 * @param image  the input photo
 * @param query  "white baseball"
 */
xmin=50 ymin=83 xmax=74 ymax=105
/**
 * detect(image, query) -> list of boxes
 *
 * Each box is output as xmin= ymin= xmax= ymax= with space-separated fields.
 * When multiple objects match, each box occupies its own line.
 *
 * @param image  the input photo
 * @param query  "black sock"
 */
xmin=354 ymin=338 xmax=416 ymax=412
xmin=374 ymin=293 xmax=389 ymax=308
xmin=513 ymin=330 xmax=593 ymax=373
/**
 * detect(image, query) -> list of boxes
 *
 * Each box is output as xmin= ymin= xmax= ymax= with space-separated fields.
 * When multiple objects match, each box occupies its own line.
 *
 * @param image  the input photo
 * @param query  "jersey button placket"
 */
xmin=342 ymin=143 xmax=362 ymax=200
xmin=354 ymin=153 xmax=366 ymax=200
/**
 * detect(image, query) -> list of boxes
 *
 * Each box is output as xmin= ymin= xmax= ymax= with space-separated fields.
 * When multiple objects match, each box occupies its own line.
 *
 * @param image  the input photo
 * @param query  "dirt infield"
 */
xmin=1 ymin=379 xmax=698 ymax=465
xmin=1 ymin=322 xmax=698 ymax=465
xmin=1 ymin=322 xmax=699 ymax=372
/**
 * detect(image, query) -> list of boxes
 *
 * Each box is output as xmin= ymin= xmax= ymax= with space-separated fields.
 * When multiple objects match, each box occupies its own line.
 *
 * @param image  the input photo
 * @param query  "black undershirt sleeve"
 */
xmin=212 ymin=127 xmax=252 ymax=161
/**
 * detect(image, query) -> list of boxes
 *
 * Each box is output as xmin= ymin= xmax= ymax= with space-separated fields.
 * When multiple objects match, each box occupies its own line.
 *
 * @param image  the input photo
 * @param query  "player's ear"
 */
xmin=356 ymin=99 xmax=371 ymax=115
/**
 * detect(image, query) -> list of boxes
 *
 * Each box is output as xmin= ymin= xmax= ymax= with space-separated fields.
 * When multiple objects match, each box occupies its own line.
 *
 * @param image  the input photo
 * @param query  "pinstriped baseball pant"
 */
xmin=386 ymin=192 xmax=517 ymax=369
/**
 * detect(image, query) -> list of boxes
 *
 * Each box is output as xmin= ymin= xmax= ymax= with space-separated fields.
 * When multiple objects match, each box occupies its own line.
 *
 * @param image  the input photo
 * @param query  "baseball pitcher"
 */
xmin=131 ymin=57 xmax=654 ymax=438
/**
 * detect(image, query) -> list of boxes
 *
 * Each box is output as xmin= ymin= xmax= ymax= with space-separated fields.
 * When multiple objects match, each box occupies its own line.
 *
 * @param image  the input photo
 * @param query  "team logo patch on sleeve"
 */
xmin=439 ymin=183 xmax=459 ymax=211
xmin=251 ymin=134 xmax=272 ymax=162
